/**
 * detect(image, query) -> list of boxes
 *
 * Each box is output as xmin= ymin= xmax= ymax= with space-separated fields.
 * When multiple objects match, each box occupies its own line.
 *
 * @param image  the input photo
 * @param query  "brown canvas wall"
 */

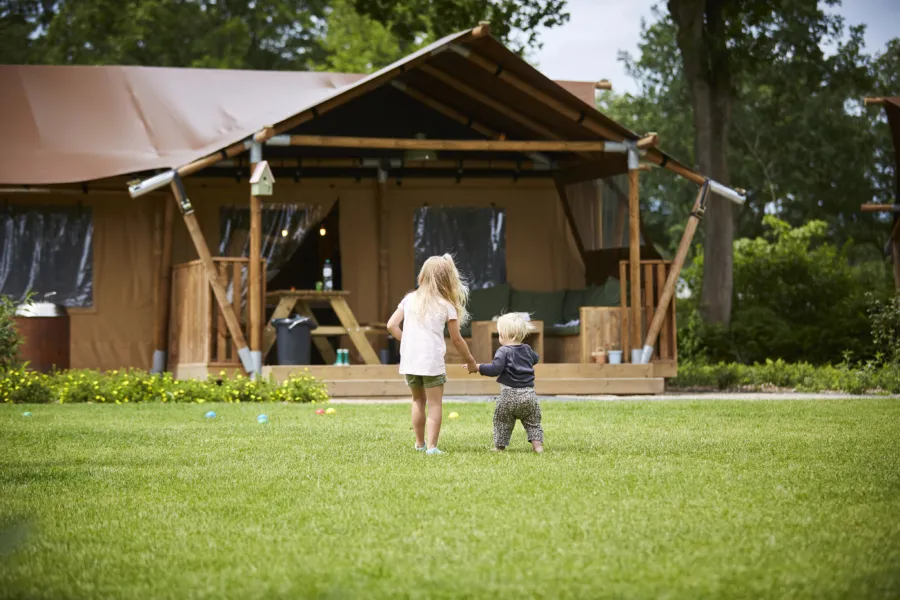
xmin=4 ymin=177 xmax=583 ymax=370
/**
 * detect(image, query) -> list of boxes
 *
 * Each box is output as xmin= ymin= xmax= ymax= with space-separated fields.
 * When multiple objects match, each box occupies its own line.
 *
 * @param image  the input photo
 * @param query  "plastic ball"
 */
xmin=205 ymin=411 xmax=216 ymax=419
xmin=22 ymin=412 xmax=32 ymax=418
xmin=257 ymin=414 xmax=269 ymax=424
xmin=315 ymin=409 xmax=326 ymax=415
xmin=325 ymin=407 xmax=336 ymax=415
xmin=448 ymin=412 xmax=459 ymax=420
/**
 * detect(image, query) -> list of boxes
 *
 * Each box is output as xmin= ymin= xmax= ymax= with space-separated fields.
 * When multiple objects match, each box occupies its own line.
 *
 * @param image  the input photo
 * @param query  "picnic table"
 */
xmin=263 ymin=290 xmax=383 ymax=365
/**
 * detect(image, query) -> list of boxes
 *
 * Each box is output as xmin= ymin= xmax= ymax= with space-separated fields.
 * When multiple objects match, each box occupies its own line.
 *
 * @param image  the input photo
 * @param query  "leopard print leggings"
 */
xmin=493 ymin=386 xmax=543 ymax=448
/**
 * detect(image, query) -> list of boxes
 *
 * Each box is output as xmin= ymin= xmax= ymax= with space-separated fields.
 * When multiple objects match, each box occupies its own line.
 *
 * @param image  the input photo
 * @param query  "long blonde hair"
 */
xmin=407 ymin=254 xmax=470 ymax=326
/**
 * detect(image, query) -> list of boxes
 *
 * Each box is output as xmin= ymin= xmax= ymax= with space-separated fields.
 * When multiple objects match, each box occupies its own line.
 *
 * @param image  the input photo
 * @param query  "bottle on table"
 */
xmin=323 ymin=259 xmax=333 ymax=291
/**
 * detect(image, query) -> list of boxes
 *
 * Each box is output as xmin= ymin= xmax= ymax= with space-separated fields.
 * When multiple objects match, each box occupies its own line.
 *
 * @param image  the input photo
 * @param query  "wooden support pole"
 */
xmin=391 ymin=82 xmax=502 ymax=139
xmin=595 ymin=80 xmax=613 ymax=91
xmin=248 ymin=145 xmax=263 ymax=375
xmin=285 ymin=135 xmax=610 ymax=153
xmin=892 ymin=236 xmax=900 ymax=292
xmin=554 ymin=178 xmax=586 ymax=267
xmin=636 ymin=133 xmax=659 ymax=149
xmin=628 ymin=153 xmax=642 ymax=358
xmin=864 ymin=97 xmax=886 ymax=106
xmin=151 ymin=196 xmax=175 ymax=373
xmin=376 ymin=170 xmax=390 ymax=322
xmin=169 ymin=180 xmax=253 ymax=372
xmin=641 ymin=183 xmax=709 ymax=363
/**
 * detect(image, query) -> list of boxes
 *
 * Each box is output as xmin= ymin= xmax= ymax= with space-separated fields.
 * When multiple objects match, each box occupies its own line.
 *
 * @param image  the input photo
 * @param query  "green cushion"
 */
xmin=468 ymin=284 xmax=511 ymax=322
xmin=510 ymin=289 xmax=566 ymax=326
xmin=561 ymin=289 xmax=586 ymax=323
xmin=584 ymin=278 xmax=621 ymax=307
xmin=546 ymin=324 xmax=581 ymax=337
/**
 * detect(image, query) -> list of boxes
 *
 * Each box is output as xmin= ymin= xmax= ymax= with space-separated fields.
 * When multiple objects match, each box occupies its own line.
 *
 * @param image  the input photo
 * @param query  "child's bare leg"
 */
xmin=531 ymin=440 xmax=544 ymax=453
xmin=425 ymin=385 xmax=444 ymax=450
xmin=410 ymin=386 xmax=427 ymax=448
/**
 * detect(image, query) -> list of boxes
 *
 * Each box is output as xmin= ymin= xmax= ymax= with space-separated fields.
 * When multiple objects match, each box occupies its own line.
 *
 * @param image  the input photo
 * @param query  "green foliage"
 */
xmin=607 ymin=7 xmax=898 ymax=257
xmin=2 ymin=0 xmax=568 ymax=71
xmin=0 ymin=296 xmax=24 ymax=371
xmin=678 ymin=217 xmax=893 ymax=364
xmin=0 ymin=368 xmax=329 ymax=404
xmin=867 ymin=291 xmax=900 ymax=365
xmin=673 ymin=359 xmax=900 ymax=395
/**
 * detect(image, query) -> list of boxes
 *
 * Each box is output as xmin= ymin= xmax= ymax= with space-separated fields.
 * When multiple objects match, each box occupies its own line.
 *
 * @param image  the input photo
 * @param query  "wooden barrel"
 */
xmin=14 ymin=316 xmax=71 ymax=372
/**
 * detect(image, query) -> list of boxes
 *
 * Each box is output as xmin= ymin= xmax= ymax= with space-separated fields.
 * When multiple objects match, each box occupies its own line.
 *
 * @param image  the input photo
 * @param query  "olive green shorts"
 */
xmin=404 ymin=374 xmax=447 ymax=388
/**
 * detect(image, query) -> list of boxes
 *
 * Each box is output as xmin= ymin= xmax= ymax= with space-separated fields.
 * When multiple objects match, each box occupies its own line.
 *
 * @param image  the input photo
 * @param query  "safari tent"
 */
xmin=0 ymin=25 xmax=745 ymax=396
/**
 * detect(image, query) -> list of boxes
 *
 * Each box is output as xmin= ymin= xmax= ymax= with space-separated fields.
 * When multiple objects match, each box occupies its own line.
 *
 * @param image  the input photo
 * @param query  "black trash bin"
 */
xmin=272 ymin=316 xmax=317 ymax=365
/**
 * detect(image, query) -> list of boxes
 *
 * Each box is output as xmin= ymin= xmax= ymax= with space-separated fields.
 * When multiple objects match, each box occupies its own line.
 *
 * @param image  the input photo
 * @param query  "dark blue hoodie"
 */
xmin=478 ymin=344 xmax=539 ymax=388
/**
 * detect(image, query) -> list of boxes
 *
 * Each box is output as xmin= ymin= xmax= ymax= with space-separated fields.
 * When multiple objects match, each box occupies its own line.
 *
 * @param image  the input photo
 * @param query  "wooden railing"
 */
xmin=619 ymin=260 xmax=677 ymax=362
xmin=169 ymin=258 xmax=266 ymax=368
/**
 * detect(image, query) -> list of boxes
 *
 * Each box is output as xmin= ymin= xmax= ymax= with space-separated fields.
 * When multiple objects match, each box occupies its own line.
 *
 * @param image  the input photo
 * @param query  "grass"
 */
xmin=1 ymin=400 xmax=900 ymax=599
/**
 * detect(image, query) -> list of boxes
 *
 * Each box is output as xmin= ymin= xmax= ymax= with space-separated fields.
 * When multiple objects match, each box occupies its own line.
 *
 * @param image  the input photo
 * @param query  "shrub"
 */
xmin=672 ymin=359 xmax=900 ymax=395
xmin=0 ymin=295 xmax=27 ymax=371
xmin=2 ymin=368 xmax=329 ymax=404
xmin=867 ymin=292 xmax=900 ymax=365
xmin=679 ymin=217 xmax=895 ymax=365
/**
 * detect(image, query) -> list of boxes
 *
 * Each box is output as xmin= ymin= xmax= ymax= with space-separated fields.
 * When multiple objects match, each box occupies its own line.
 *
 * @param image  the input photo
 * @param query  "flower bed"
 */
xmin=0 ymin=368 xmax=329 ymax=404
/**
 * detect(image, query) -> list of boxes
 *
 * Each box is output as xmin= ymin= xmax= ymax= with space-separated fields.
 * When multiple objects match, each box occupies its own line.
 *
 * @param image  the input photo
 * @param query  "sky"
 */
xmin=532 ymin=0 xmax=900 ymax=94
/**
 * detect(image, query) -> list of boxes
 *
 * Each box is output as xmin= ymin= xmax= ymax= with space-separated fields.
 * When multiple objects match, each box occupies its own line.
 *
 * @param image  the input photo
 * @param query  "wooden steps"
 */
xmin=261 ymin=363 xmax=665 ymax=397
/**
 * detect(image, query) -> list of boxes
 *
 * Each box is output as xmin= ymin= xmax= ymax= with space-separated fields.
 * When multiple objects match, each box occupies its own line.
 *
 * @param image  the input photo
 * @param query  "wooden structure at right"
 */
xmin=863 ymin=96 xmax=900 ymax=291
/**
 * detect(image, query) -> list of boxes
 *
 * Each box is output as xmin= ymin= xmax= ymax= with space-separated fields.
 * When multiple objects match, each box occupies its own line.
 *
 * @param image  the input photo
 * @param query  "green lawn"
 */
xmin=1 ymin=400 xmax=899 ymax=599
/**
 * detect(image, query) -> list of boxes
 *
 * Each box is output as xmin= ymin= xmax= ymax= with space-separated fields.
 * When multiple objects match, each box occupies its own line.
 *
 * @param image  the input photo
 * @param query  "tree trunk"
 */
xmin=668 ymin=0 xmax=734 ymax=325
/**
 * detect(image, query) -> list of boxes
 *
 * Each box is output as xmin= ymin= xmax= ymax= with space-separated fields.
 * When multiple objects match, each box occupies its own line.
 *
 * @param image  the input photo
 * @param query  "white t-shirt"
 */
xmin=398 ymin=292 xmax=458 ymax=376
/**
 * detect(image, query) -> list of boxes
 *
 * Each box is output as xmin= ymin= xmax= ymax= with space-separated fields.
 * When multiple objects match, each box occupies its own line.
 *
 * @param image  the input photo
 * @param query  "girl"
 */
xmin=387 ymin=254 xmax=478 ymax=455
xmin=473 ymin=312 xmax=544 ymax=453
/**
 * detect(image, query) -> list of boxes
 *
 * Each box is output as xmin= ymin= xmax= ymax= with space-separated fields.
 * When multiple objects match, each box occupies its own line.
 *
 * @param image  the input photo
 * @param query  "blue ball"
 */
xmin=205 ymin=411 xmax=216 ymax=419
xmin=257 ymin=414 xmax=269 ymax=424
xmin=22 ymin=412 xmax=32 ymax=417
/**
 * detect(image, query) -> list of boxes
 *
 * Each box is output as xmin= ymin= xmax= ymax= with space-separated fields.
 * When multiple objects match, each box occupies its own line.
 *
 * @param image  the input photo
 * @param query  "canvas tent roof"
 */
xmin=0 ymin=27 xmax=699 ymax=186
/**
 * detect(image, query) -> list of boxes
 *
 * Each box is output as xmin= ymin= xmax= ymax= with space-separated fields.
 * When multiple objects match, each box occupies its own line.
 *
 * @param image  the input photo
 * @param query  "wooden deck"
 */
xmin=261 ymin=363 xmax=670 ymax=397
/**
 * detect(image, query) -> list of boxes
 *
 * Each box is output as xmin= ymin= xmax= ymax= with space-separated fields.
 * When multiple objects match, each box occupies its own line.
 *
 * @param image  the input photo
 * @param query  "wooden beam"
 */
xmin=418 ymin=64 xmax=597 ymax=162
xmin=892 ymin=236 xmax=900 ymax=292
xmin=391 ymin=81 xmax=501 ymax=139
xmin=628 ymin=167 xmax=642 ymax=353
xmin=169 ymin=181 xmax=252 ymax=371
xmin=641 ymin=184 xmax=708 ymax=362
xmin=864 ymin=97 xmax=886 ymax=106
xmin=554 ymin=178 xmax=587 ymax=267
xmin=227 ymin=157 xmax=551 ymax=171
xmin=455 ymin=47 xmax=710 ymax=186
xmin=285 ymin=135 xmax=610 ymax=152
xmin=636 ymin=133 xmax=659 ymax=149
xmin=595 ymin=80 xmax=613 ymax=91
xmin=861 ymin=203 xmax=900 ymax=213
xmin=151 ymin=195 xmax=175 ymax=373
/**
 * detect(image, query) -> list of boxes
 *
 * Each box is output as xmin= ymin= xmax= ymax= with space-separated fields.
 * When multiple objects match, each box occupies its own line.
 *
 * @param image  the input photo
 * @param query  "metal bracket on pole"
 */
xmin=171 ymin=173 xmax=193 ymax=215
xmin=128 ymin=170 xmax=175 ymax=199
xmin=237 ymin=347 xmax=256 ymax=377
xmin=625 ymin=140 xmax=640 ymax=170
xmin=265 ymin=135 xmax=291 ymax=147
xmin=377 ymin=167 xmax=389 ymax=184
xmin=708 ymin=180 xmax=746 ymax=205
xmin=249 ymin=141 xmax=263 ymax=164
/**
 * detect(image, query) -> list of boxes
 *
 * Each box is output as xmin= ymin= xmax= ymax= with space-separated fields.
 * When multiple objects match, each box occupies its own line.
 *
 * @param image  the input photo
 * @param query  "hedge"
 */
xmin=672 ymin=359 xmax=900 ymax=395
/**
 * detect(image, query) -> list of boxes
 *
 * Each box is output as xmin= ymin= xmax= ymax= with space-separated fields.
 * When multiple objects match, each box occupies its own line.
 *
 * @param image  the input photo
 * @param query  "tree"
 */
xmin=352 ymin=0 xmax=569 ymax=56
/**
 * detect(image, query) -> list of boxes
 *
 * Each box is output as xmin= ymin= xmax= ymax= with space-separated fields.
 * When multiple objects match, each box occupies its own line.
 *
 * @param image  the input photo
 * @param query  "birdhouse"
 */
xmin=249 ymin=161 xmax=275 ymax=196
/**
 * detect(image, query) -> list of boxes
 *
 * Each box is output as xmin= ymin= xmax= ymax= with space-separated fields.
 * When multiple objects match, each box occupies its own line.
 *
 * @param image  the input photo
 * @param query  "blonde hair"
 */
xmin=407 ymin=254 xmax=470 ymax=326
xmin=496 ymin=312 xmax=535 ymax=344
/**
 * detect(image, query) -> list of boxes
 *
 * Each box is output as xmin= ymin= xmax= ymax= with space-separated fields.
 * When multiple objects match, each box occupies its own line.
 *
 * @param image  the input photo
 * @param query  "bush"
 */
xmin=867 ymin=292 xmax=900 ymax=365
xmin=672 ymin=359 xmax=900 ymax=395
xmin=0 ymin=295 xmax=27 ymax=371
xmin=679 ymin=217 xmax=895 ymax=365
xmin=2 ymin=368 xmax=329 ymax=405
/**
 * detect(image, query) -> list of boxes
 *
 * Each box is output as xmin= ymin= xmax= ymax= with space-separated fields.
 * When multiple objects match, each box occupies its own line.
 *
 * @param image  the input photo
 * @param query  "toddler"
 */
xmin=473 ymin=313 xmax=544 ymax=453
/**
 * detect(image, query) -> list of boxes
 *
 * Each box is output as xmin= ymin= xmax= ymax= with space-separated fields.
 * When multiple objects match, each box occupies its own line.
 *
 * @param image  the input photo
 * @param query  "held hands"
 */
xmin=462 ymin=361 xmax=479 ymax=374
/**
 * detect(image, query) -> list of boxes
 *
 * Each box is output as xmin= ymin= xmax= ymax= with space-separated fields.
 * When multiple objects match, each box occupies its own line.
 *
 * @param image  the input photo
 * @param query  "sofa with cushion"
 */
xmin=449 ymin=279 xmax=623 ymax=363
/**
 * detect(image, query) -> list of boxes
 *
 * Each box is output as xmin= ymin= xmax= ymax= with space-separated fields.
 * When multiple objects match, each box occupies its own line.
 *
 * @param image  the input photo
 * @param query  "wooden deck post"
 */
xmin=893 ymin=216 xmax=900 ymax=292
xmin=627 ymin=144 xmax=642 ymax=359
xmin=641 ymin=182 xmax=709 ymax=363
xmin=376 ymin=168 xmax=390 ymax=321
xmin=151 ymin=196 xmax=175 ymax=373
xmin=248 ymin=143 xmax=263 ymax=376
xmin=169 ymin=176 xmax=253 ymax=374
